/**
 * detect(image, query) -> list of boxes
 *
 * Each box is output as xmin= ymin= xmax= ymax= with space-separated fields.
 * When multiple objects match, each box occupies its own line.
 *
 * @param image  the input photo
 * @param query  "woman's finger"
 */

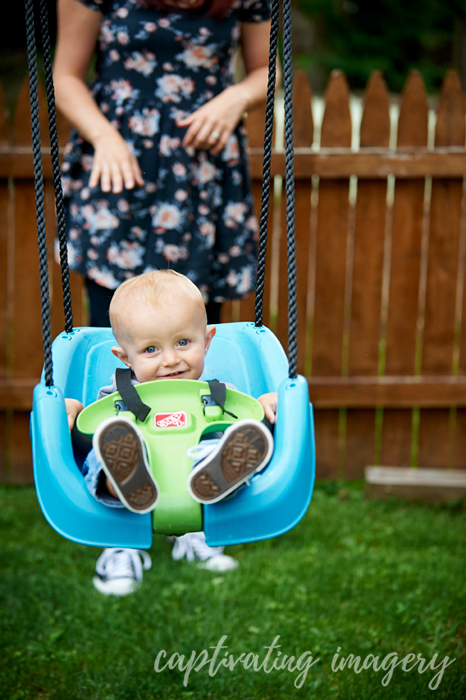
xmin=181 ymin=119 xmax=205 ymax=148
xmin=99 ymin=163 xmax=112 ymax=193
xmin=119 ymin=158 xmax=138 ymax=191
xmin=132 ymin=159 xmax=145 ymax=187
xmin=210 ymin=131 xmax=229 ymax=154
xmin=194 ymin=121 xmax=217 ymax=148
xmin=110 ymin=162 xmax=124 ymax=194
xmin=88 ymin=162 xmax=101 ymax=189
xmin=207 ymin=129 xmax=222 ymax=146
xmin=175 ymin=114 xmax=192 ymax=128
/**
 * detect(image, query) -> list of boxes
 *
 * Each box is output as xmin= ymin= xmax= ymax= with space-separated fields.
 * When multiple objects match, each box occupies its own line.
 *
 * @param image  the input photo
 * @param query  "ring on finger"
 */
xmin=211 ymin=130 xmax=221 ymax=140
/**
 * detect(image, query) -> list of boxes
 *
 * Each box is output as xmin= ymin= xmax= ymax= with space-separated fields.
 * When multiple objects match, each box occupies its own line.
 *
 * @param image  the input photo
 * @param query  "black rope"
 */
xmin=254 ymin=0 xmax=298 ymax=379
xmin=39 ymin=0 xmax=73 ymax=332
xmin=24 ymin=0 xmax=53 ymax=386
xmin=254 ymin=0 xmax=279 ymax=327
xmin=282 ymin=0 xmax=298 ymax=379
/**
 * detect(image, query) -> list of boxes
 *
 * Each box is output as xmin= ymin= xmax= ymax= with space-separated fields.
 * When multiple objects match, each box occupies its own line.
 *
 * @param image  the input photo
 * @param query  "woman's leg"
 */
xmin=85 ymin=278 xmax=115 ymax=327
xmin=205 ymin=299 xmax=222 ymax=325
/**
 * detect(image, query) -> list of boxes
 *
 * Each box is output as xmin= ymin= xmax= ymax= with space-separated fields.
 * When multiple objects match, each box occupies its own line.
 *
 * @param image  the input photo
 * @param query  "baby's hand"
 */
xmin=65 ymin=398 xmax=84 ymax=431
xmin=258 ymin=392 xmax=278 ymax=424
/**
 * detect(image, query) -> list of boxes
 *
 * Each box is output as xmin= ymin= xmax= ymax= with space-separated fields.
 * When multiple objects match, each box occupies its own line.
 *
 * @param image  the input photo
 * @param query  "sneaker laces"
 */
xmin=171 ymin=532 xmax=224 ymax=562
xmin=186 ymin=442 xmax=217 ymax=463
xmin=95 ymin=548 xmax=152 ymax=583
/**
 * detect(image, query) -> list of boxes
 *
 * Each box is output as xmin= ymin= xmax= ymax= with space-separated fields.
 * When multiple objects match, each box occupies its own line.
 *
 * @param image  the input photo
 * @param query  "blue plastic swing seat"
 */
xmin=31 ymin=322 xmax=315 ymax=549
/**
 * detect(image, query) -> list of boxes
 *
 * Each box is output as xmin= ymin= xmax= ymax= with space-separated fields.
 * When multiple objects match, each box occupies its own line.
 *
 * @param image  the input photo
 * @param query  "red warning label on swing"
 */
xmin=155 ymin=411 xmax=187 ymax=428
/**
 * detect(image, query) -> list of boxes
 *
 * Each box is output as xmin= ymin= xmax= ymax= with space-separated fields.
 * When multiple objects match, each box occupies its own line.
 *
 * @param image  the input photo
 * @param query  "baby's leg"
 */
xmin=92 ymin=417 xmax=159 ymax=514
xmin=104 ymin=477 xmax=118 ymax=499
xmin=187 ymin=419 xmax=274 ymax=504
xmin=82 ymin=449 xmax=125 ymax=508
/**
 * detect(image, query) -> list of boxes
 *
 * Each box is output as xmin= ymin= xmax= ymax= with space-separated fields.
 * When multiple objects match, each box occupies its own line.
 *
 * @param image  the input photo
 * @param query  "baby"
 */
xmin=65 ymin=269 xmax=278 ymax=514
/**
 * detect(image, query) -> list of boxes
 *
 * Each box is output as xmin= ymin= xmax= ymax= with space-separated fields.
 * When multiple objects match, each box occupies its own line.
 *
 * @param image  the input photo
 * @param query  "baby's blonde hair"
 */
xmin=110 ymin=270 xmax=207 ymax=343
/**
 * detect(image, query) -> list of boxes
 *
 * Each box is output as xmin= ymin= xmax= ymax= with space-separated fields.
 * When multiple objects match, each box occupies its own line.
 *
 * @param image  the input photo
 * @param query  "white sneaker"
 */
xmin=171 ymin=532 xmax=238 ymax=572
xmin=197 ymin=554 xmax=239 ymax=572
xmin=93 ymin=417 xmax=159 ymax=514
xmin=93 ymin=548 xmax=152 ymax=596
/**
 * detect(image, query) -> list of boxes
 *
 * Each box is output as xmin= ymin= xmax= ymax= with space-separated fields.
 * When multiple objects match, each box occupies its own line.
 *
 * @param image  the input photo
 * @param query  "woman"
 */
xmin=54 ymin=0 xmax=276 ymax=325
xmin=54 ymin=0 xmax=277 ymax=593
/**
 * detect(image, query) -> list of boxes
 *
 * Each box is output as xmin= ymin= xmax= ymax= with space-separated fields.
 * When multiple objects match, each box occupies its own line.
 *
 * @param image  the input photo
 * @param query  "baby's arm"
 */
xmin=258 ymin=392 xmax=278 ymax=424
xmin=65 ymin=397 xmax=120 ymax=502
xmin=65 ymin=398 xmax=84 ymax=431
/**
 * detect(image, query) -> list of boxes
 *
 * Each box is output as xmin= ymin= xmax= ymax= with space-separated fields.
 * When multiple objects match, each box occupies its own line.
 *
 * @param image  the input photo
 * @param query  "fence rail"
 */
xmin=1 ymin=67 xmax=466 ymax=482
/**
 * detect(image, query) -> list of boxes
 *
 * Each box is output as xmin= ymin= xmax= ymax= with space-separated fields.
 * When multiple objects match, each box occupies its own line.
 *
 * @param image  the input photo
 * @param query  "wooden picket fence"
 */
xmin=1 ymin=67 xmax=466 ymax=483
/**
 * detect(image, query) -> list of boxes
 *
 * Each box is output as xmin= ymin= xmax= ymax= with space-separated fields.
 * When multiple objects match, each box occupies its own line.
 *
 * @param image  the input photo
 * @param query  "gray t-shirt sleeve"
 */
xmin=96 ymin=382 xmax=116 ymax=401
xmin=96 ymin=371 xmax=140 ymax=401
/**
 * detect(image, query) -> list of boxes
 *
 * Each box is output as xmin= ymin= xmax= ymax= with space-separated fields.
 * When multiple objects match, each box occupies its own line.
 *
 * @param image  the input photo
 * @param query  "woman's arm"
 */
xmin=177 ymin=19 xmax=281 ymax=154
xmin=54 ymin=0 xmax=144 ymax=193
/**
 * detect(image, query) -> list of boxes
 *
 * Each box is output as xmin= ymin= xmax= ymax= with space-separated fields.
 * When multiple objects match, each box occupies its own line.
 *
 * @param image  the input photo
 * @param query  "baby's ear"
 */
xmin=111 ymin=345 xmax=131 ymax=367
xmin=204 ymin=324 xmax=216 ymax=355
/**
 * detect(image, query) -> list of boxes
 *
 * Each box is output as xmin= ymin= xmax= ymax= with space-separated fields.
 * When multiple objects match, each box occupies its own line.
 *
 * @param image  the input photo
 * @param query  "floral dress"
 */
xmin=61 ymin=0 xmax=270 ymax=301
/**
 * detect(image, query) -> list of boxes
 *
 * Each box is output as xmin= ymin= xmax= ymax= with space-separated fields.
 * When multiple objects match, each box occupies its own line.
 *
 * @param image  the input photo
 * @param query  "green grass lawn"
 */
xmin=1 ymin=482 xmax=464 ymax=699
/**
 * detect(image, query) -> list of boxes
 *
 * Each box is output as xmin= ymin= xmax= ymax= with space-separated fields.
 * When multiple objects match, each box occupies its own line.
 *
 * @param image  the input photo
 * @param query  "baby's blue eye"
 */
xmin=145 ymin=346 xmax=157 ymax=354
xmin=178 ymin=339 xmax=189 ymax=347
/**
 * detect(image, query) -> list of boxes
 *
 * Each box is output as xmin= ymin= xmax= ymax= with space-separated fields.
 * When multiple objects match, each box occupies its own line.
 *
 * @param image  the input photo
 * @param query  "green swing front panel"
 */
xmin=76 ymin=379 xmax=264 ymax=534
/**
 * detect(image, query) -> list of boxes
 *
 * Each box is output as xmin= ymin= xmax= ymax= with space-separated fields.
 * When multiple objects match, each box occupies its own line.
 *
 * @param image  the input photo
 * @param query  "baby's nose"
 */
xmin=162 ymin=348 xmax=180 ymax=366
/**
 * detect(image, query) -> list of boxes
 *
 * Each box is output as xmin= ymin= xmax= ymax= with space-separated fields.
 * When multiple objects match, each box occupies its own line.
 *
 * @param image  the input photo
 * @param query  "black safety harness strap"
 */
xmin=114 ymin=369 xmax=236 ymax=422
xmin=115 ymin=368 xmax=151 ymax=422
xmin=206 ymin=379 xmax=238 ymax=420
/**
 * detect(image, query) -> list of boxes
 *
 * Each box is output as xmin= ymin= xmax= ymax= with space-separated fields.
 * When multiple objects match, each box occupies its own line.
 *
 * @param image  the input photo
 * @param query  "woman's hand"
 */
xmin=54 ymin=0 xmax=144 ymax=193
xmin=176 ymin=84 xmax=248 ymax=154
xmin=89 ymin=127 xmax=145 ymax=193
xmin=176 ymin=19 xmax=278 ymax=154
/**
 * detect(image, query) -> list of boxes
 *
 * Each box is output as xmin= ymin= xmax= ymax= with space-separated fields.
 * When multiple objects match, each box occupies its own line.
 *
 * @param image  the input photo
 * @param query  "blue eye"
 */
xmin=178 ymin=339 xmax=189 ymax=347
xmin=145 ymin=346 xmax=157 ymax=354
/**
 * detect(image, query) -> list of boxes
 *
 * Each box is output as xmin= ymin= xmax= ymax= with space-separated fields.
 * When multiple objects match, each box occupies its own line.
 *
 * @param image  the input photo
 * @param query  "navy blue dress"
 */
xmin=61 ymin=0 xmax=270 ymax=302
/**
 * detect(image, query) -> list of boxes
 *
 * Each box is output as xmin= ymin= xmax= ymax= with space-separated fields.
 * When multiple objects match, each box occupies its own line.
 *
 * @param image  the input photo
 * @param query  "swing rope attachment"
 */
xmin=24 ymin=0 xmax=73 ymax=386
xmin=254 ymin=0 xmax=298 ymax=380
xmin=38 ymin=0 xmax=73 ymax=334
xmin=254 ymin=0 xmax=279 ymax=328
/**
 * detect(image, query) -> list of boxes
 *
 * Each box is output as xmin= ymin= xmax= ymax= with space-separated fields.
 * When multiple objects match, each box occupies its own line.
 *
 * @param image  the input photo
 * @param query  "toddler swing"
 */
xmin=28 ymin=0 xmax=315 ymax=548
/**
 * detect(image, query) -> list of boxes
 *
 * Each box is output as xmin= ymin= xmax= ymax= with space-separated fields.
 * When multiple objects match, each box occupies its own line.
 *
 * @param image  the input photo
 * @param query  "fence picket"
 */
xmin=418 ymin=71 xmax=465 ymax=468
xmin=220 ymin=106 xmax=268 ymax=324
xmin=240 ymin=105 xmax=268 ymax=324
xmin=419 ymin=71 xmax=465 ymax=467
xmin=311 ymin=70 xmax=351 ymax=477
xmin=345 ymin=71 xmax=390 ymax=478
xmin=0 ymin=83 xmax=9 ymax=479
xmin=275 ymin=70 xmax=313 ymax=373
xmin=381 ymin=71 xmax=428 ymax=467
xmin=0 ymin=82 xmax=8 ymax=379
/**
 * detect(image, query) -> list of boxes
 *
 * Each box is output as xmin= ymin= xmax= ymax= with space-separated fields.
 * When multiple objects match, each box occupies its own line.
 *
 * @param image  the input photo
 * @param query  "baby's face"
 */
xmin=112 ymin=298 xmax=215 ymax=384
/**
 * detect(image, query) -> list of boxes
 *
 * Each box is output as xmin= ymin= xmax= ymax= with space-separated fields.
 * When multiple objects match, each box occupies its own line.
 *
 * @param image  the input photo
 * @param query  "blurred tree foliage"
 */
xmin=294 ymin=0 xmax=466 ymax=93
